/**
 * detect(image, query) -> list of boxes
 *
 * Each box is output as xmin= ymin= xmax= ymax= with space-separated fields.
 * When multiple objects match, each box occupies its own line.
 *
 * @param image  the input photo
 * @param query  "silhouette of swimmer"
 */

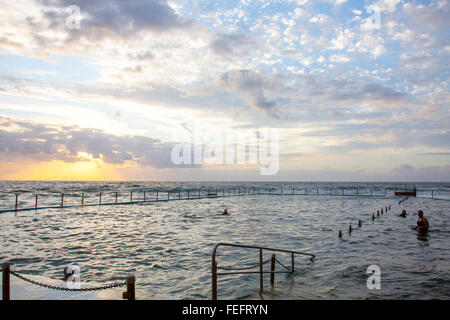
xmin=400 ymin=210 xmax=406 ymax=218
xmin=222 ymin=209 xmax=229 ymax=215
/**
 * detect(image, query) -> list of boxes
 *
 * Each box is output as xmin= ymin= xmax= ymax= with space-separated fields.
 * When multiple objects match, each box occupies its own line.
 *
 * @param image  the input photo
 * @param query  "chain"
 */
xmin=217 ymin=258 xmax=271 ymax=271
xmin=274 ymin=258 xmax=291 ymax=271
xmin=10 ymin=271 xmax=126 ymax=292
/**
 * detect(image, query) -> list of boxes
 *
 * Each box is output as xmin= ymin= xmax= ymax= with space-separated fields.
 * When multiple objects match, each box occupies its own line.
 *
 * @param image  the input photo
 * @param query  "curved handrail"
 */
xmin=211 ymin=242 xmax=315 ymax=260
xmin=211 ymin=242 xmax=315 ymax=299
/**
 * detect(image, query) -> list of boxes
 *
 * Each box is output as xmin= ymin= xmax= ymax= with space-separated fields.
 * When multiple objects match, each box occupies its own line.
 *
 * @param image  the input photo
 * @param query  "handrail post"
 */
xmin=291 ymin=252 xmax=295 ymax=273
xmin=270 ymin=254 xmax=276 ymax=286
xmin=212 ymin=261 xmax=218 ymax=300
xmin=122 ymin=275 xmax=136 ymax=300
xmin=2 ymin=262 xmax=10 ymax=301
xmin=259 ymin=248 xmax=263 ymax=292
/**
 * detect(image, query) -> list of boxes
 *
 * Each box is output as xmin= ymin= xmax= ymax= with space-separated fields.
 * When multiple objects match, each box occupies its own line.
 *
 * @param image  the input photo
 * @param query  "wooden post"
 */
xmin=304 ymin=188 xmax=306 ymax=195
xmin=15 ymin=194 xmax=18 ymax=211
xmin=115 ymin=192 xmax=118 ymax=204
xmin=270 ymin=254 xmax=276 ymax=286
xmin=281 ymin=186 xmax=283 ymax=194
xmin=212 ymin=261 xmax=218 ymax=300
xmin=82 ymin=193 xmax=84 ymax=206
xmin=385 ymin=188 xmax=386 ymax=196
xmin=187 ymin=191 xmax=190 ymax=199
xmin=259 ymin=249 xmax=263 ymax=292
xmin=61 ymin=193 xmax=64 ymax=207
xmin=317 ymin=187 xmax=318 ymax=195
xmin=122 ymin=275 xmax=136 ymax=300
xmin=2 ymin=262 xmax=10 ymax=301
xmin=130 ymin=192 xmax=133 ymax=202
xmin=330 ymin=188 xmax=332 ymax=195
xmin=432 ymin=190 xmax=434 ymax=198
xmin=222 ymin=189 xmax=224 ymax=197
xmin=198 ymin=190 xmax=200 ymax=198
xmin=144 ymin=191 xmax=146 ymax=202
xmin=179 ymin=190 xmax=181 ymax=199
xmin=356 ymin=188 xmax=358 ymax=196
xmin=35 ymin=194 xmax=38 ymax=209
xmin=99 ymin=192 xmax=102 ymax=205
xmin=293 ymin=187 xmax=295 ymax=195
xmin=370 ymin=188 xmax=372 ymax=196
xmin=168 ymin=192 xmax=170 ymax=200
xmin=156 ymin=191 xmax=159 ymax=200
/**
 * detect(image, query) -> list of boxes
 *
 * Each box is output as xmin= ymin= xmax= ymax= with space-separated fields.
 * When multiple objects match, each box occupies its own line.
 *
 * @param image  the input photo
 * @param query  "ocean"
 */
xmin=0 ymin=181 xmax=449 ymax=299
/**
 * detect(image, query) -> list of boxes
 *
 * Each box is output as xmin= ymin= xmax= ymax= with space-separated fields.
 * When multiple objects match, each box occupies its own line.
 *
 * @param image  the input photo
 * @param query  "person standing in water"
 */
xmin=222 ymin=209 xmax=229 ymax=215
xmin=414 ymin=210 xmax=429 ymax=232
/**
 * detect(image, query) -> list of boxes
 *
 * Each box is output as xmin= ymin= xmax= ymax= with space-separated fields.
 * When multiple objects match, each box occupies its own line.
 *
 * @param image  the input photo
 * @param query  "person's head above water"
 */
xmin=418 ymin=210 xmax=424 ymax=218
xmin=223 ymin=209 xmax=228 ymax=215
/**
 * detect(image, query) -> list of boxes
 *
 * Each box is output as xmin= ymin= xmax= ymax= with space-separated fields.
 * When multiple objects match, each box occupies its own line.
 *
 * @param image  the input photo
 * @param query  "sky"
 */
xmin=0 ymin=0 xmax=449 ymax=181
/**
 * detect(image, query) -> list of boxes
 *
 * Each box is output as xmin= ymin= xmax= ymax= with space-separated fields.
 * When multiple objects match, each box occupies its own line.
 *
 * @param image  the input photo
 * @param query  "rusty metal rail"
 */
xmin=211 ymin=242 xmax=315 ymax=300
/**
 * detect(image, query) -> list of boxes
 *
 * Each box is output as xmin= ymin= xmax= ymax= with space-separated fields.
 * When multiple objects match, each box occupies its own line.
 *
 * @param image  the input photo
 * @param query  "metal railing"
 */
xmin=211 ymin=242 xmax=315 ymax=300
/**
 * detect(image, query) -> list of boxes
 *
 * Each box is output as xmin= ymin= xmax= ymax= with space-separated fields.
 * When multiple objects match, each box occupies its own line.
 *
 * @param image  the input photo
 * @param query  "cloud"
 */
xmin=217 ymin=70 xmax=282 ymax=118
xmin=0 ymin=117 xmax=187 ymax=168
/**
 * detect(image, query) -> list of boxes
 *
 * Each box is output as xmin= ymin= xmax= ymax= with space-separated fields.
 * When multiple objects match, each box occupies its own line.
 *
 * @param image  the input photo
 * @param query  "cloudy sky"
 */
xmin=0 ymin=0 xmax=449 ymax=181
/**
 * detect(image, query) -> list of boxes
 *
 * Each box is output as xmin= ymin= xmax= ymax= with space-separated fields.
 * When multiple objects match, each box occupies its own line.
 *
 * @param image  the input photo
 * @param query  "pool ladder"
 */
xmin=211 ymin=242 xmax=315 ymax=300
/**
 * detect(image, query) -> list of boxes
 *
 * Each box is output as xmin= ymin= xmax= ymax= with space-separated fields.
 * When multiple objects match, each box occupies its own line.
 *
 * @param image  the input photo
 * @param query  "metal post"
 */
xmin=61 ymin=193 xmax=64 ymax=207
xmin=212 ymin=261 xmax=217 ymax=300
xmin=2 ymin=262 xmax=10 ymax=301
xmin=270 ymin=254 xmax=276 ymax=286
xmin=291 ymin=252 xmax=295 ymax=273
xmin=99 ymin=192 xmax=102 ymax=205
xmin=122 ymin=275 xmax=136 ymax=300
xmin=259 ymin=248 xmax=263 ymax=292
xmin=35 ymin=194 xmax=38 ymax=209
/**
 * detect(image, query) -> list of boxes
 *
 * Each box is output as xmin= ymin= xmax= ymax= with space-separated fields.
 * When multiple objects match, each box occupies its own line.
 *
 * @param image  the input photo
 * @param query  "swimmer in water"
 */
xmin=399 ymin=209 xmax=406 ymax=218
xmin=222 ymin=209 xmax=229 ymax=215
xmin=414 ymin=210 xmax=429 ymax=232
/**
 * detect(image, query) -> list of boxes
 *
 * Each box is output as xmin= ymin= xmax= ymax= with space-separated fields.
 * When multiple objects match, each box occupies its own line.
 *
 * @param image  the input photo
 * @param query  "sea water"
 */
xmin=0 ymin=181 xmax=449 ymax=299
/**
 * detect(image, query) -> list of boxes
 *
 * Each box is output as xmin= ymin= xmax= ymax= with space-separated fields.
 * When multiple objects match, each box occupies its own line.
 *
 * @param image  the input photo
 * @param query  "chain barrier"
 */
xmin=217 ymin=258 xmax=271 ymax=271
xmin=274 ymin=258 xmax=291 ymax=271
xmin=10 ymin=270 xmax=126 ymax=292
